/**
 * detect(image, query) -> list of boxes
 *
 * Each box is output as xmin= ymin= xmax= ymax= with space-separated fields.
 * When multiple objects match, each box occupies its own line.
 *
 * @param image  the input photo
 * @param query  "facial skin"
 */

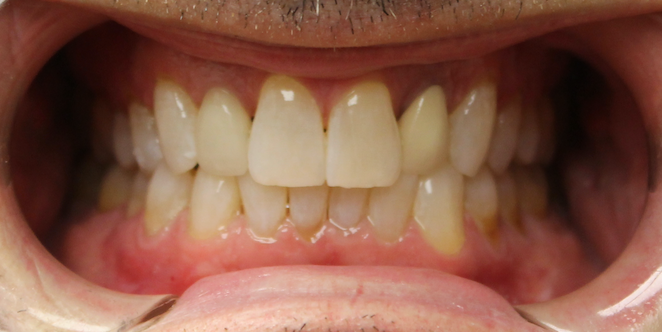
xmin=3 ymin=0 xmax=662 ymax=331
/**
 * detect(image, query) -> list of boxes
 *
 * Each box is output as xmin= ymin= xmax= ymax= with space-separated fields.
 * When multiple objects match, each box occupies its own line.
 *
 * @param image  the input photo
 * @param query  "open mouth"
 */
xmin=3 ymin=0 xmax=662 ymax=331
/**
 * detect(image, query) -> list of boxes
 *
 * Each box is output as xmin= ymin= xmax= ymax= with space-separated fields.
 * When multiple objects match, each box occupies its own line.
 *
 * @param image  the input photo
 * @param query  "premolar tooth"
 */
xmin=289 ymin=185 xmax=329 ymax=235
xmin=154 ymin=80 xmax=198 ymax=174
xmin=368 ymin=174 xmax=418 ymax=242
xmin=327 ymin=81 xmax=402 ymax=188
xmin=112 ymin=112 xmax=136 ymax=169
xmin=196 ymin=88 xmax=251 ymax=177
xmin=128 ymin=102 xmax=163 ymax=173
xmin=516 ymin=104 xmax=541 ymax=165
xmin=238 ymin=174 xmax=287 ymax=238
xmin=328 ymin=187 xmax=369 ymax=229
xmin=414 ymin=164 xmax=465 ymax=255
xmin=464 ymin=167 xmax=499 ymax=243
xmin=248 ymin=76 xmax=325 ymax=186
xmin=189 ymin=170 xmax=241 ymax=239
xmin=98 ymin=166 xmax=133 ymax=212
xmin=513 ymin=165 xmax=549 ymax=218
xmin=127 ymin=172 xmax=149 ymax=217
xmin=399 ymin=86 xmax=449 ymax=174
xmin=495 ymin=170 xmax=521 ymax=231
xmin=449 ymin=80 xmax=497 ymax=177
xmin=487 ymin=96 xmax=522 ymax=174
xmin=144 ymin=163 xmax=193 ymax=236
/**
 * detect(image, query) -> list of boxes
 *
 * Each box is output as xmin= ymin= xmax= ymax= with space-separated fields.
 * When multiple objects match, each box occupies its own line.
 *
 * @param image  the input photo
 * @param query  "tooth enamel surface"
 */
xmin=368 ymin=174 xmax=418 ymax=242
xmin=248 ymin=76 xmax=325 ymax=186
xmin=464 ymin=167 xmax=499 ymax=241
xmin=328 ymin=187 xmax=369 ymax=229
xmin=495 ymin=170 xmax=521 ymax=231
xmin=98 ymin=166 xmax=133 ymax=212
xmin=238 ymin=173 xmax=287 ymax=238
xmin=289 ymin=185 xmax=329 ymax=234
xmin=449 ymin=80 xmax=497 ymax=177
xmin=153 ymin=80 xmax=198 ymax=174
xmin=189 ymin=170 xmax=241 ymax=239
xmin=487 ymin=97 xmax=522 ymax=174
xmin=399 ymin=86 xmax=449 ymax=174
xmin=516 ymin=105 xmax=541 ymax=165
xmin=414 ymin=164 xmax=465 ymax=255
xmin=196 ymin=88 xmax=251 ymax=177
xmin=112 ymin=112 xmax=136 ymax=169
xmin=91 ymin=99 xmax=114 ymax=163
xmin=513 ymin=165 xmax=549 ymax=218
xmin=127 ymin=171 xmax=149 ymax=217
xmin=144 ymin=163 xmax=193 ymax=236
xmin=327 ymin=81 xmax=402 ymax=188
xmin=128 ymin=102 xmax=163 ymax=173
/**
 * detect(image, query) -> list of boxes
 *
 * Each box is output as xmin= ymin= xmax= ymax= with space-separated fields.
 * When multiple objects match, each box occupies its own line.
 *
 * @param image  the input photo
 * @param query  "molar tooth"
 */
xmin=196 ymin=88 xmax=251 ymax=177
xmin=238 ymin=174 xmax=287 ymax=238
xmin=516 ymin=104 xmax=541 ymax=165
xmin=368 ymin=174 xmax=418 ymax=242
xmin=464 ymin=167 xmax=499 ymax=243
xmin=189 ymin=170 xmax=241 ymax=239
xmin=399 ymin=86 xmax=449 ymax=174
xmin=112 ymin=112 xmax=136 ymax=169
xmin=289 ymin=185 xmax=329 ymax=235
xmin=328 ymin=187 xmax=369 ymax=230
xmin=495 ymin=170 xmax=521 ymax=231
xmin=144 ymin=163 xmax=193 ymax=236
xmin=98 ymin=166 xmax=133 ymax=212
xmin=127 ymin=171 xmax=149 ymax=217
xmin=154 ymin=80 xmax=198 ymax=174
xmin=449 ymin=80 xmax=497 ymax=177
xmin=128 ymin=102 xmax=163 ymax=173
xmin=487 ymin=96 xmax=522 ymax=174
xmin=513 ymin=165 xmax=549 ymax=218
xmin=414 ymin=164 xmax=465 ymax=255
xmin=248 ymin=76 xmax=325 ymax=186
xmin=327 ymin=81 xmax=402 ymax=188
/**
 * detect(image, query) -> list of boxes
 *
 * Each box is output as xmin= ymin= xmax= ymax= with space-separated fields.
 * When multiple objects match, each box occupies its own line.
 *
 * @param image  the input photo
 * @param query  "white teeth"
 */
xmin=189 ymin=170 xmax=241 ymax=239
xmin=196 ymin=88 xmax=251 ymax=177
xmin=144 ymin=163 xmax=193 ymax=236
xmin=399 ymin=86 xmax=449 ymax=174
xmin=127 ymin=171 xmax=149 ymax=217
xmin=515 ymin=105 xmax=541 ymax=165
xmin=495 ymin=170 xmax=521 ymax=231
xmin=327 ymin=81 xmax=402 ymax=188
xmin=248 ymin=76 xmax=326 ymax=187
xmin=153 ymin=80 xmax=198 ymax=174
xmin=513 ymin=165 xmax=549 ymax=218
xmin=368 ymin=174 xmax=418 ymax=242
xmin=487 ymin=97 xmax=522 ymax=174
xmin=328 ymin=187 xmax=369 ymax=229
xmin=449 ymin=80 xmax=497 ymax=177
xmin=98 ymin=166 xmax=133 ymax=212
xmin=128 ymin=102 xmax=163 ymax=173
xmin=414 ymin=164 xmax=465 ymax=255
xmin=289 ymin=185 xmax=329 ymax=234
xmin=464 ymin=167 xmax=499 ymax=241
xmin=112 ymin=112 xmax=136 ymax=169
xmin=238 ymin=173 xmax=287 ymax=238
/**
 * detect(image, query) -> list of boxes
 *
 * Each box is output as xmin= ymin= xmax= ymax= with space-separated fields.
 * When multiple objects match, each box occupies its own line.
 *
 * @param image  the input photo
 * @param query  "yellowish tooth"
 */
xmin=189 ymin=170 xmax=241 ymax=239
xmin=91 ymin=99 xmax=114 ymax=163
xmin=487 ymin=96 xmax=522 ymax=174
xmin=536 ymin=98 xmax=556 ymax=164
xmin=328 ymin=187 xmax=369 ymax=230
xmin=248 ymin=76 xmax=325 ymax=186
xmin=495 ymin=170 xmax=521 ymax=231
xmin=153 ymin=80 xmax=198 ymax=174
xmin=128 ymin=102 xmax=163 ymax=173
xmin=399 ymin=86 xmax=449 ymax=174
xmin=144 ymin=163 xmax=193 ymax=236
xmin=98 ymin=166 xmax=133 ymax=212
xmin=515 ymin=105 xmax=541 ymax=165
xmin=464 ymin=167 xmax=499 ymax=243
xmin=513 ymin=165 xmax=549 ymax=218
xmin=368 ymin=174 xmax=418 ymax=242
xmin=327 ymin=81 xmax=402 ymax=188
xmin=414 ymin=164 xmax=465 ymax=255
xmin=112 ymin=112 xmax=136 ymax=169
xmin=449 ymin=80 xmax=497 ymax=177
xmin=238 ymin=174 xmax=287 ymax=238
xmin=127 ymin=171 xmax=149 ymax=217
xmin=289 ymin=185 xmax=329 ymax=235
xmin=196 ymin=88 xmax=251 ymax=177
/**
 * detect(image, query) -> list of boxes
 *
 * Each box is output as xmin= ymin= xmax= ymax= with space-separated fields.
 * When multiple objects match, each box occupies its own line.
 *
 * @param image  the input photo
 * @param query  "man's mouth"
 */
xmin=2 ymin=0 xmax=662 ymax=331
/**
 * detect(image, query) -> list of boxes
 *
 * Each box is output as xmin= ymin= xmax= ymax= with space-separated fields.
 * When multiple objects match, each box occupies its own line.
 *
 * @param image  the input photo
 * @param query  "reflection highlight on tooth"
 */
xmin=112 ymin=112 xmax=136 ymax=169
xmin=144 ymin=163 xmax=193 ymax=236
xmin=238 ymin=173 xmax=287 ymax=238
xmin=328 ymin=187 xmax=369 ymax=230
xmin=189 ymin=170 xmax=241 ymax=239
xmin=487 ymin=96 xmax=522 ymax=174
xmin=289 ymin=184 xmax=329 ymax=236
xmin=368 ymin=174 xmax=418 ymax=242
xmin=464 ymin=167 xmax=499 ymax=243
xmin=129 ymin=102 xmax=163 ymax=173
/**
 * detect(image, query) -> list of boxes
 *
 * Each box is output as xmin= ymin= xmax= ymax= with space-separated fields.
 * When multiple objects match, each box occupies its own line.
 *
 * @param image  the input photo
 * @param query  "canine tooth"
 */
xmin=495 ymin=170 xmax=521 ymax=231
xmin=537 ymin=98 xmax=556 ymax=164
xmin=464 ymin=167 xmax=499 ymax=242
xmin=154 ymin=80 xmax=198 ymax=173
xmin=516 ymin=104 xmax=541 ymax=165
xmin=112 ymin=112 xmax=136 ymax=169
xmin=144 ymin=163 xmax=193 ymax=235
xmin=449 ymin=80 xmax=497 ymax=177
xmin=399 ymin=86 xmax=449 ymax=174
xmin=513 ymin=165 xmax=548 ymax=218
xmin=487 ymin=97 xmax=522 ymax=174
xmin=127 ymin=171 xmax=149 ymax=217
xmin=189 ymin=170 xmax=241 ymax=239
xmin=238 ymin=174 xmax=287 ymax=238
xmin=368 ymin=174 xmax=418 ymax=242
xmin=414 ymin=164 xmax=465 ymax=255
xmin=328 ymin=187 xmax=369 ymax=229
xmin=327 ymin=81 xmax=402 ymax=187
xmin=128 ymin=102 xmax=163 ymax=173
xmin=98 ymin=166 xmax=133 ymax=212
xmin=248 ymin=76 xmax=325 ymax=186
xmin=196 ymin=88 xmax=251 ymax=177
xmin=289 ymin=185 xmax=329 ymax=234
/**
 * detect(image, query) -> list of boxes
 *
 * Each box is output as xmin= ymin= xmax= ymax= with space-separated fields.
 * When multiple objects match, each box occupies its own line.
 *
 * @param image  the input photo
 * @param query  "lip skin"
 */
xmin=3 ymin=0 xmax=662 ymax=331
